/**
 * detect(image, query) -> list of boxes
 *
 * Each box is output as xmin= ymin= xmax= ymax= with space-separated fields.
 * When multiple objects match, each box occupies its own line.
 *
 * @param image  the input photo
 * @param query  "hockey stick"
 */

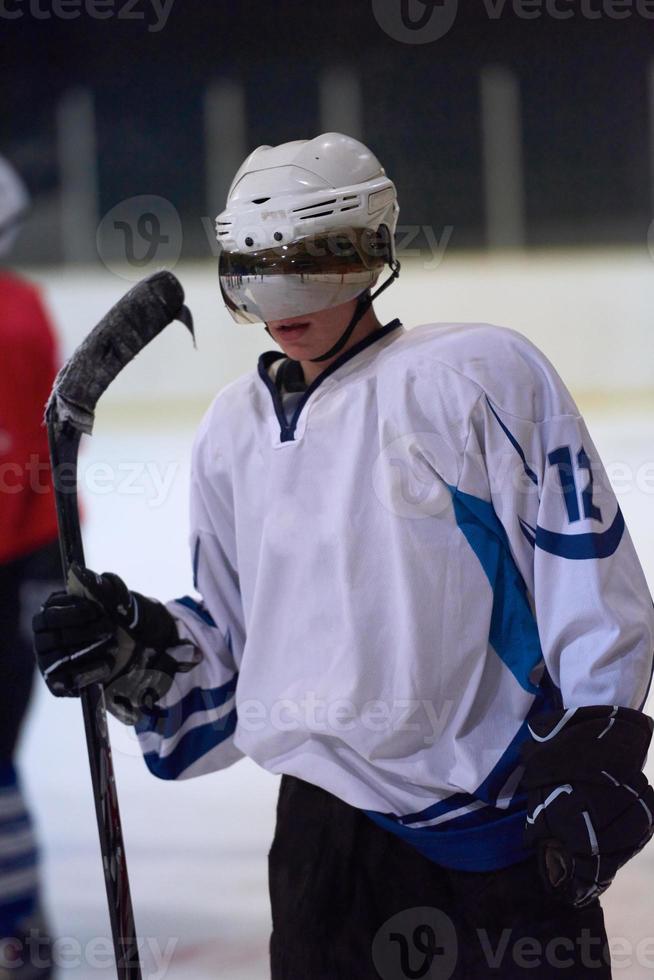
xmin=45 ymin=271 xmax=194 ymax=980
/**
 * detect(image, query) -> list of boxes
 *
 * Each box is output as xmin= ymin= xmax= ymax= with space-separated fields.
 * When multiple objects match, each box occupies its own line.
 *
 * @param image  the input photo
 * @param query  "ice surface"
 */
xmin=16 ymin=410 xmax=654 ymax=979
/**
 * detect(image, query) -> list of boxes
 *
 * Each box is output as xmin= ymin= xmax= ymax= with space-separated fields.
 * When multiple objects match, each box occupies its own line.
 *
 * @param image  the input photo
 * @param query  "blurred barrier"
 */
xmin=26 ymin=249 xmax=654 ymax=420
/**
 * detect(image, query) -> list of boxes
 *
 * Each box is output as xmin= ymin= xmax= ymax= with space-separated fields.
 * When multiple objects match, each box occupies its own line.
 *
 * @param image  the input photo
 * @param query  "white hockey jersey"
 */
xmin=136 ymin=321 xmax=654 ymax=871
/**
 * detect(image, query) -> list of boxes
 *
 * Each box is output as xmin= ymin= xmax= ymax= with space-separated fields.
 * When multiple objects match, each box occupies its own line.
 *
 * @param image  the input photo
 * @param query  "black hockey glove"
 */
xmin=520 ymin=705 xmax=654 ymax=908
xmin=33 ymin=563 xmax=201 ymax=725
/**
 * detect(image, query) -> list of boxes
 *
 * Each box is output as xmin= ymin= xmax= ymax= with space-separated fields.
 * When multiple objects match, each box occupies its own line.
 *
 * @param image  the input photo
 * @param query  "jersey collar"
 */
xmin=257 ymin=318 xmax=403 ymax=443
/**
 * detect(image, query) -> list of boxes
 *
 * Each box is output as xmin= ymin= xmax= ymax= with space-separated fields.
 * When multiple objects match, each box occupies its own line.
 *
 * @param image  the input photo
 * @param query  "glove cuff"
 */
xmin=105 ymin=640 xmax=202 ymax=726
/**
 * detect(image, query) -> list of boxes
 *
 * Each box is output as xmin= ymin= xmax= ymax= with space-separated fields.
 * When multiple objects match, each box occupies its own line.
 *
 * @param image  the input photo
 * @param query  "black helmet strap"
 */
xmin=309 ymin=258 xmax=401 ymax=363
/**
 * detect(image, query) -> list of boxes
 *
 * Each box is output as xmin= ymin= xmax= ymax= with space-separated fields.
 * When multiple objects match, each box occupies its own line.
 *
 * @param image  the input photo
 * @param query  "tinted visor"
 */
xmin=219 ymin=227 xmax=388 ymax=324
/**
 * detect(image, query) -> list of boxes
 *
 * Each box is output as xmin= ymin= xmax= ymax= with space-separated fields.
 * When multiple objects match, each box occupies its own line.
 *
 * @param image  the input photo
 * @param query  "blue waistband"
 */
xmin=365 ymin=806 xmax=533 ymax=872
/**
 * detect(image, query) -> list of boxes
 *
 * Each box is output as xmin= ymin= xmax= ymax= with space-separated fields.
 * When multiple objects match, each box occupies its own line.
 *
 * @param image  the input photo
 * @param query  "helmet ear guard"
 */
xmin=358 ymin=223 xmax=394 ymax=268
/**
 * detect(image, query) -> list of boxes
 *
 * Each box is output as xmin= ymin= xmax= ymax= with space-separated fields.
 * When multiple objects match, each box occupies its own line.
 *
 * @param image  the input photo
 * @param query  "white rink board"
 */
xmin=24 ymin=248 xmax=654 ymax=414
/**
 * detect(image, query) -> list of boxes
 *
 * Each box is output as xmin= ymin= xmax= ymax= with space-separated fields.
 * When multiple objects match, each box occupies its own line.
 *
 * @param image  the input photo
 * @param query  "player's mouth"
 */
xmin=273 ymin=321 xmax=311 ymax=340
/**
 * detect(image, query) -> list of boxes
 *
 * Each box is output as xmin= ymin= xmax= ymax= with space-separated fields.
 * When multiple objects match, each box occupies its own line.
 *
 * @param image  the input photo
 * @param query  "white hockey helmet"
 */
xmin=0 ymin=156 xmax=29 ymax=258
xmin=216 ymin=133 xmax=399 ymax=324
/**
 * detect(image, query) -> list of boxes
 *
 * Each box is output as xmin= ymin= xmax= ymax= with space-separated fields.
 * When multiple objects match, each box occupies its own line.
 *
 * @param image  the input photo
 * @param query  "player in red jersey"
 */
xmin=0 ymin=156 xmax=60 ymax=979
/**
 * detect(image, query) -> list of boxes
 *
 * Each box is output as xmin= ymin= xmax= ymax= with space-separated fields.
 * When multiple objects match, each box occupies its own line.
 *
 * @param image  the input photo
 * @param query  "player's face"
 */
xmin=266 ymin=298 xmax=360 ymax=361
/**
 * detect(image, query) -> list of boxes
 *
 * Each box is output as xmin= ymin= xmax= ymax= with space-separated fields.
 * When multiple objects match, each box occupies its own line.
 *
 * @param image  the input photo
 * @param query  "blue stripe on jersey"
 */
xmin=135 ymin=674 xmax=238 ymax=737
xmin=473 ymin=685 xmax=555 ymax=802
xmin=486 ymin=397 xmax=538 ymax=487
xmin=0 ymin=895 xmax=37 ymax=936
xmin=371 ymin=487 xmax=560 ymax=868
xmin=449 ymin=486 xmax=543 ymax=694
xmin=534 ymin=506 xmax=625 ymax=560
xmin=519 ymin=517 xmax=536 ymax=549
xmin=389 ymin=787 xmax=528 ymax=834
xmin=367 ymin=667 xmax=562 ymax=868
xmin=0 ymin=814 xmax=30 ymax=834
xmin=142 ymin=708 xmax=238 ymax=780
xmin=173 ymin=595 xmax=233 ymax=657
xmin=398 ymin=791 xmax=473 ymax=826
xmin=366 ymin=806 xmax=532 ymax=872
xmin=0 ymin=762 xmax=17 ymax=789
xmin=192 ymin=537 xmax=201 ymax=590
xmin=395 ymin=679 xmax=557 ymax=829
xmin=364 ymin=731 xmax=536 ymax=871
xmin=174 ymin=594 xmax=218 ymax=628
xmin=0 ymin=847 xmax=38 ymax=876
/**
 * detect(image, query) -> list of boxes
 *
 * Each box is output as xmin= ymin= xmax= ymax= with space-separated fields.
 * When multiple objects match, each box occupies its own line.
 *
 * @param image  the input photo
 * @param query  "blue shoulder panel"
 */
xmin=448 ymin=486 xmax=542 ymax=694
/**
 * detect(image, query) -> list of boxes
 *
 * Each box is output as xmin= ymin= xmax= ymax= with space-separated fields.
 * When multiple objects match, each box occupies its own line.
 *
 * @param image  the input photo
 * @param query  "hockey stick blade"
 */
xmin=46 ymin=270 xmax=193 ymax=435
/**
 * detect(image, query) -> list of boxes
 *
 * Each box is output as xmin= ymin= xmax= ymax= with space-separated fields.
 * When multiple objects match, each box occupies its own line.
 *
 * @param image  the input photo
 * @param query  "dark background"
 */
xmin=2 ymin=1 xmax=653 ymax=260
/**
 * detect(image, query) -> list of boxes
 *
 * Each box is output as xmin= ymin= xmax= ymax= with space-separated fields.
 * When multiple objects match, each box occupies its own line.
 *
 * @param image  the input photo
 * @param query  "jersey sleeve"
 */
xmin=459 ymin=391 xmax=654 ymax=711
xmin=136 ymin=421 xmax=245 ymax=780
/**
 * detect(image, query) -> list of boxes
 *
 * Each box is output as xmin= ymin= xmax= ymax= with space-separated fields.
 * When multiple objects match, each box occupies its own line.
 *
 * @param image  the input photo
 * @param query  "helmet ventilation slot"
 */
xmin=298 ymin=210 xmax=335 ymax=220
xmin=292 ymin=198 xmax=337 ymax=213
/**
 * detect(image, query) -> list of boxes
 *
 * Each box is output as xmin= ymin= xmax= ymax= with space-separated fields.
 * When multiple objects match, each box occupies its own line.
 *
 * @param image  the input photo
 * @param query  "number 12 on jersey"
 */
xmin=548 ymin=446 xmax=603 ymax=525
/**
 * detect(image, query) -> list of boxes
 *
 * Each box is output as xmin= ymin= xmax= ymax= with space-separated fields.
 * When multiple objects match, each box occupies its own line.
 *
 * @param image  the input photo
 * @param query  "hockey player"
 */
xmin=34 ymin=134 xmax=654 ymax=978
xmin=0 ymin=156 xmax=59 ymax=979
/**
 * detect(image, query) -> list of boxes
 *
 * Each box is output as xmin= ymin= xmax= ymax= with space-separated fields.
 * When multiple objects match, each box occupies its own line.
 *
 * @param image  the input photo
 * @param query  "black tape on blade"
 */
xmin=47 ymin=271 xmax=194 ymax=434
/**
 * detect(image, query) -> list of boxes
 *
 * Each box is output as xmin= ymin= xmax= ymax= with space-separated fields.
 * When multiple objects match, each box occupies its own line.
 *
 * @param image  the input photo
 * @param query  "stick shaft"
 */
xmin=48 ymin=417 xmax=142 ymax=980
xmin=43 ymin=272 xmax=191 ymax=978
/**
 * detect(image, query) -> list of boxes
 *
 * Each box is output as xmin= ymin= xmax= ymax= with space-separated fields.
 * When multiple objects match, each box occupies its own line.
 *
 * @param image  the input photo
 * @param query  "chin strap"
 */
xmin=309 ymin=259 xmax=401 ymax=363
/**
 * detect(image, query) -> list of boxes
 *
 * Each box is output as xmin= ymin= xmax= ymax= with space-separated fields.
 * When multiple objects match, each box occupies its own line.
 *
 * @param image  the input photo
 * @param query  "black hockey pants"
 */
xmin=0 ymin=541 xmax=62 ymax=758
xmin=269 ymin=775 xmax=611 ymax=979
